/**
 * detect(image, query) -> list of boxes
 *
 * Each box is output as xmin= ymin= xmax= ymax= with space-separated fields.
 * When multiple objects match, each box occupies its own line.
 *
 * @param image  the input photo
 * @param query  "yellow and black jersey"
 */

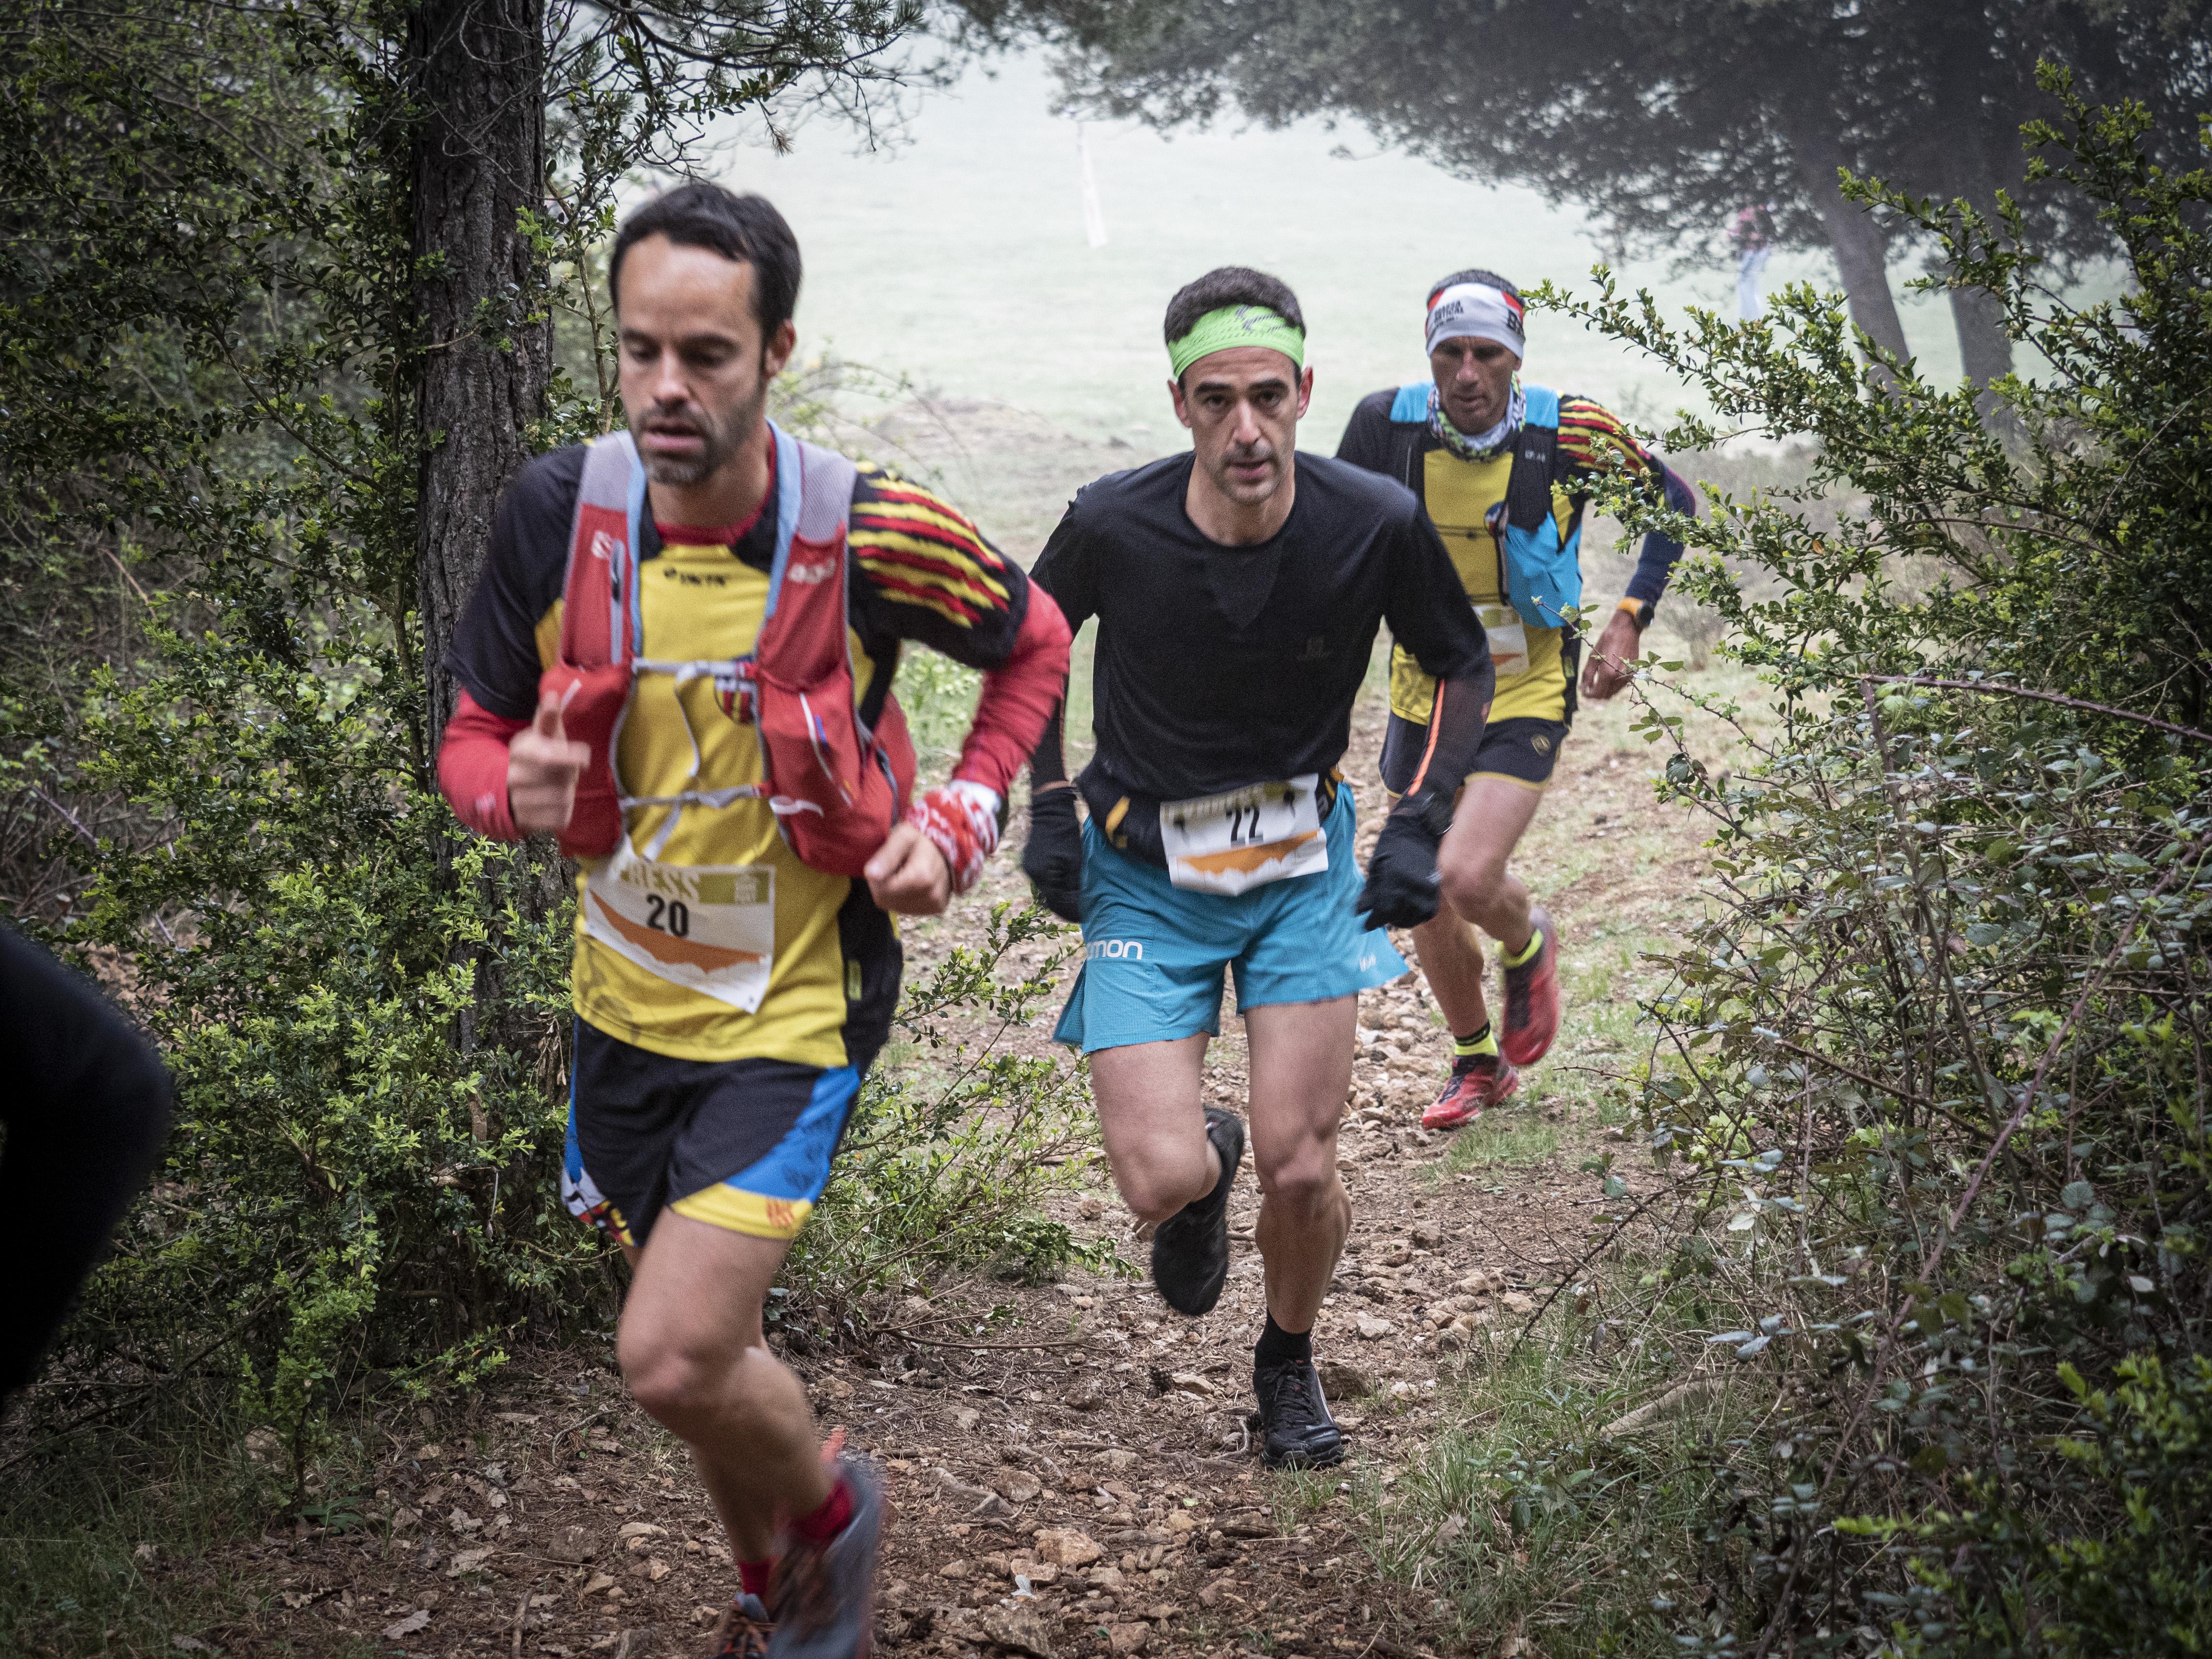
xmin=448 ymin=441 xmax=1034 ymax=1068
xmin=1338 ymin=390 xmax=1680 ymax=726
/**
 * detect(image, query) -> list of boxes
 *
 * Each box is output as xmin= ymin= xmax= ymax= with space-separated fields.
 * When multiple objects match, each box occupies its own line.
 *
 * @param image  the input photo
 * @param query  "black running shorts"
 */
xmin=1380 ymin=713 xmax=1571 ymax=796
xmin=561 ymin=1021 xmax=881 ymax=1249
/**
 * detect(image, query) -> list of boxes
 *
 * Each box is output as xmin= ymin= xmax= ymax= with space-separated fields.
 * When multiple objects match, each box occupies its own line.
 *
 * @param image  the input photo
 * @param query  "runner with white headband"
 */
xmin=1337 ymin=268 xmax=1699 ymax=1130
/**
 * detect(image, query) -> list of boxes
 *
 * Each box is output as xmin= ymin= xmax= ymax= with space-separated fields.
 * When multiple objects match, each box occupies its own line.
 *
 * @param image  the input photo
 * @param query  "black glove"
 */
xmin=1022 ymin=785 xmax=1085 ymax=924
xmin=1356 ymin=799 xmax=1449 ymax=930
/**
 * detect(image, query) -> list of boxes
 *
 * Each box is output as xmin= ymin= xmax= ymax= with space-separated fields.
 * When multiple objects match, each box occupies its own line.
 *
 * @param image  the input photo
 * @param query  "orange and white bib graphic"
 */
xmin=1160 ymin=774 xmax=1328 ymax=896
xmin=582 ymin=837 xmax=776 ymax=1012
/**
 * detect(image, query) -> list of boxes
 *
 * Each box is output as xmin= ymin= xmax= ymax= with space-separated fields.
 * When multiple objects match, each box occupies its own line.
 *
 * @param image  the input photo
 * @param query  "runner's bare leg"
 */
xmin=1415 ymin=776 xmax=1546 ymax=1034
xmin=1089 ymin=1032 xmax=1217 ymax=1222
xmin=617 ymin=1213 xmax=832 ymax=1563
xmin=1243 ymin=996 xmax=1356 ymax=1330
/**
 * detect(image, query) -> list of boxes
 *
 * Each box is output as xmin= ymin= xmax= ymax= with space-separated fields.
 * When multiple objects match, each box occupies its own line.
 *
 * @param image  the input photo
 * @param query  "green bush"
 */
xmin=781 ymin=901 xmax=1112 ymax=1339
xmin=1383 ymin=72 xmax=2211 ymax=1657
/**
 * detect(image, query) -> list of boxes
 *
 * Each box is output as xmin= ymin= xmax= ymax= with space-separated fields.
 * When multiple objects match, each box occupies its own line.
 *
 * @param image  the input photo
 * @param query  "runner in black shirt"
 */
xmin=1022 ymin=267 xmax=1494 ymax=1470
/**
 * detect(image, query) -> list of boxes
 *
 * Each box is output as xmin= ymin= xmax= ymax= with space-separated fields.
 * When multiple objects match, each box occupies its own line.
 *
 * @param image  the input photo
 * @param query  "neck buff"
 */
xmin=1430 ymin=375 xmax=1526 ymax=462
xmin=1168 ymin=305 xmax=1306 ymax=379
xmin=1425 ymin=280 xmax=1527 ymax=357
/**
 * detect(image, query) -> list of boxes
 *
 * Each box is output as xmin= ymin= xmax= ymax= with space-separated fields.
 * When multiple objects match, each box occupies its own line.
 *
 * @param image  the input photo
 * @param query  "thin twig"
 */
xmin=890 ymin=1332 xmax=1085 ymax=1354
xmin=1861 ymin=675 xmax=2212 ymax=745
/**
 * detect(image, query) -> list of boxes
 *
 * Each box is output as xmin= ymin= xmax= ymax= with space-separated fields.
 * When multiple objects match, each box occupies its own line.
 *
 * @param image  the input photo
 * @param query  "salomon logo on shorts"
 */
xmin=1086 ymin=938 xmax=1145 ymax=961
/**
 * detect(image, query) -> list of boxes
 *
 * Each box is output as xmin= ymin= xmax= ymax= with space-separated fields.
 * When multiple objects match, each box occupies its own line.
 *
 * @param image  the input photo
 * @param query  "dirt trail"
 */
xmin=199 ymin=652 xmax=1737 ymax=1659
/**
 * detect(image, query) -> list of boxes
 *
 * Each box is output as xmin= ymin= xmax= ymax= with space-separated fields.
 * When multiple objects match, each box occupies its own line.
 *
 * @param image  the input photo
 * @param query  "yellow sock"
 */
xmin=1453 ymin=1022 xmax=1499 ymax=1059
xmin=1502 ymin=927 xmax=1544 ymax=970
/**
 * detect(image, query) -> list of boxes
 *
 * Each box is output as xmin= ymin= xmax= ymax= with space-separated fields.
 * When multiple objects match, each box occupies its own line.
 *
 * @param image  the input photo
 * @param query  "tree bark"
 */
xmin=408 ymin=0 xmax=562 ymax=1062
xmin=1948 ymin=283 xmax=2013 ymax=389
xmin=1788 ymin=121 xmax=1912 ymax=371
xmin=410 ymin=0 xmax=551 ymax=752
xmin=1926 ymin=10 xmax=2018 ymax=396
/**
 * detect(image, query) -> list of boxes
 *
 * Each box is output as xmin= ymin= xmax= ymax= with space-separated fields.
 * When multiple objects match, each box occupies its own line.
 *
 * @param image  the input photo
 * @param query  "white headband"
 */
xmin=1425 ymin=281 xmax=1526 ymax=358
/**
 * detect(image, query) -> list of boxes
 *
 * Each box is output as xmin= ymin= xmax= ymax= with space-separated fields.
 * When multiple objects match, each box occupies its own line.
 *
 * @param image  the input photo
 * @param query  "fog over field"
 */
xmin=705 ymin=49 xmax=1978 ymax=457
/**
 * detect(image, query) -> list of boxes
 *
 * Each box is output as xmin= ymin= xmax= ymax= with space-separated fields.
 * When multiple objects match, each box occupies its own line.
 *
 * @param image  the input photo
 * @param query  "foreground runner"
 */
xmin=0 ymin=924 xmax=172 ymax=1410
xmin=437 ymin=183 xmax=1068 ymax=1658
xmin=1338 ymin=269 xmax=1695 ymax=1129
xmin=1021 ymin=268 xmax=1493 ymax=1469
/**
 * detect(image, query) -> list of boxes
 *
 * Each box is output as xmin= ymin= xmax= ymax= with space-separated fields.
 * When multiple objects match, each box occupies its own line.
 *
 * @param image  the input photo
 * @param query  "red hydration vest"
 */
xmin=538 ymin=424 xmax=917 ymax=874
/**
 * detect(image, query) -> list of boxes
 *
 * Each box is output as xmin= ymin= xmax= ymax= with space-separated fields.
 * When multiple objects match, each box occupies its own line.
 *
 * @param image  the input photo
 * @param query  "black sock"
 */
xmin=1254 ymin=1314 xmax=1311 ymax=1369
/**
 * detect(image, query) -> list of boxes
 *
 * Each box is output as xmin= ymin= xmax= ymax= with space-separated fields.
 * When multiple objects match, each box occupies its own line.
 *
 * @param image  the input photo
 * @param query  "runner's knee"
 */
xmin=1113 ymin=1135 xmax=1214 ymax=1223
xmin=1437 ymin=842 xmax=1509 ymax=918
xmin=618 ymin=1320 xmax=762 ymax=1431
xmin=1254 ymin=1136 xmax=1338 ymax=1216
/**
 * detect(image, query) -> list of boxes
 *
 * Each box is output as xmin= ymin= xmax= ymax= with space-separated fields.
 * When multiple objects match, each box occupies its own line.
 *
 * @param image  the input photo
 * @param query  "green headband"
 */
xmin=1167 ymin=305 xmax=1306 ymax=379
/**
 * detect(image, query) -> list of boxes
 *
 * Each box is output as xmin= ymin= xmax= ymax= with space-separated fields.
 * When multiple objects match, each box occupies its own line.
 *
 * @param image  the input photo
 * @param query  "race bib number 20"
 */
xmin=1160 ymin=775 xmax=1329 ymax=896
xmin=583 ymin=838 xmax=776 ymax=1011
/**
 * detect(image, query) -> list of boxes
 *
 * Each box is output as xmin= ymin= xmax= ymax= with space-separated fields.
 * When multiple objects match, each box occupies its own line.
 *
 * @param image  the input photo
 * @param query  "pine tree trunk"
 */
xmin=407 ymin=0 xmax=563 ymax=1063
xmin=1789 ymin=123 xmax=1912 ymax=371
xmin=410 ymin=0 xmax=551 ymax=751
xmin=1926 ymin=12 xmax=2018 ymax=399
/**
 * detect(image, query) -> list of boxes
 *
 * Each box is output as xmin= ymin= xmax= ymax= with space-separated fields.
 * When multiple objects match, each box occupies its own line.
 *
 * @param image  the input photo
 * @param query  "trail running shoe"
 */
xmin=768 ymin=1457 xmax=884 ymax=1659
xmin=709 ymin=1593 xmax=776 ymax=1659
xmin=1253 ymin=1356 xmax=1345 ymax=1469
xmin=1150 ymin=1106 xmax=1245 ymax=1316
xmin=1421 ymin=1051 xmax=1521 ymax=1130
xmin=1500 ymin=905 xmax=1561 ymax=1067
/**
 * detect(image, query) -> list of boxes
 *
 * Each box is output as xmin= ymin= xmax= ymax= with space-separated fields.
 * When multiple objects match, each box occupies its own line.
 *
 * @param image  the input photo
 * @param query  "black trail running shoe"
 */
xmin=1254 ymin=1356 xmax=1345 ymax=1469
xmin=1150 ymin=1106 xmax=1245 ymax=1316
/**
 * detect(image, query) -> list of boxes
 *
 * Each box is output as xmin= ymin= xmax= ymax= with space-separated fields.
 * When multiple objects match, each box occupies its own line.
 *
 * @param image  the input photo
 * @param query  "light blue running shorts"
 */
xmin=1052 ymin=783 xmax=1408 ymax=1054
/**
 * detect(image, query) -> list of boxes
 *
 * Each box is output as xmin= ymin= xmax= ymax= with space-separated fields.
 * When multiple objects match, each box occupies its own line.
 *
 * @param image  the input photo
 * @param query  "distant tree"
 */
xmin=955 ymin=0 xmax=2210 ymax=385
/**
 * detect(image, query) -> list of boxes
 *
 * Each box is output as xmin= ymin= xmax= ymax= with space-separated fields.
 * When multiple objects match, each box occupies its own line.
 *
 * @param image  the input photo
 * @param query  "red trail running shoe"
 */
xmin=1422 ymin=1051 xmax=1522 ymax=1130
xmin=1500 ymin=906 xmax=1561 ymax=1067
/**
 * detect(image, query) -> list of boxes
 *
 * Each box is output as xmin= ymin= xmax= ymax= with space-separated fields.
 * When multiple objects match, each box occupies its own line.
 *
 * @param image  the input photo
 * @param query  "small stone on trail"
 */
xmin=1107 ymin=1622 xmax=1152 ymax=1653
xmin=548 ymin=1524 xmax=594 ymax=1563
xmin=1318 ymin=1360 xmax=1373 ymax=1398
xmin=996 ymin=1470 xmax=1043 ymax=1503
xmin=953 ymin=1406 xmax=981 ymax=1431
xmin=1411 ymin=1222 xmax=1443 ymax=1248
xmin=1500 ymin=1291 xmax=1539 ymax=1315
xmin=1166 ymin=1371 xmax=1214 ymax=1397
xmin=979 ymin=1602 xmax=1057 ymax=1657
xmin=1031 ymin=1527 xmax=1103 ymax=1567
xmin=1354 ymin=1312 xmax=1395 ymax=1342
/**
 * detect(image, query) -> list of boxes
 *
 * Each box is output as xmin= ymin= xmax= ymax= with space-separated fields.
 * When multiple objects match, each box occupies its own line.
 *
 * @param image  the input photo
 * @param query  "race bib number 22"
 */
xmin=1160 ymin=775 xmax=1328 ymax=896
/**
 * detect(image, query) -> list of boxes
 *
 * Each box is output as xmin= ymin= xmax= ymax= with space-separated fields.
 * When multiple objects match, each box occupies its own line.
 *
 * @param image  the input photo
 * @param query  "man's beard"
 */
xmin=633 ymin=373 xmax=769 ymax=487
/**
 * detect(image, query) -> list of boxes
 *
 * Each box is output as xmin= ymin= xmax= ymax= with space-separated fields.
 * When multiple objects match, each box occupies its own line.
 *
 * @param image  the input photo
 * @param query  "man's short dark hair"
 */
xmin=1427 ymin=268 xmax=1520 ymax=309
xmin=609 ymin=183 xmax=802 ymax=337
xmin=1163 ymin=266 xmax=1306 ymax=365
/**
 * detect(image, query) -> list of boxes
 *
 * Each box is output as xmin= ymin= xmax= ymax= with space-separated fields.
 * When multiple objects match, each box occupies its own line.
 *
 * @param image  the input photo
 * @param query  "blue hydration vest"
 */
xmin=1390 ymin=381 xmax=1580 ymax=630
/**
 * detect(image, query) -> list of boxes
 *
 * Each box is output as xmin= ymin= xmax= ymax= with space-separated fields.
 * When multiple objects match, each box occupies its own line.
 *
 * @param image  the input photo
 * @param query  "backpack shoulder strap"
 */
xmin=762 ymin=422 xmax=859 ymax=623
xmin=1389 ymin=380 xmax=1433 ymax=424
xmin=559 ymin=431 xmax=645 ymax=667
xmin=1504 ymin=384 xmax=1562 ymax=532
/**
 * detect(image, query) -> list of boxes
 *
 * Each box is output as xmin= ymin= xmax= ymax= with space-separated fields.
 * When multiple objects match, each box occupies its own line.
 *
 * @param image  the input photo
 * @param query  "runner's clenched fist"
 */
xmin=507 ymin=688 xmax=589 ymax=835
